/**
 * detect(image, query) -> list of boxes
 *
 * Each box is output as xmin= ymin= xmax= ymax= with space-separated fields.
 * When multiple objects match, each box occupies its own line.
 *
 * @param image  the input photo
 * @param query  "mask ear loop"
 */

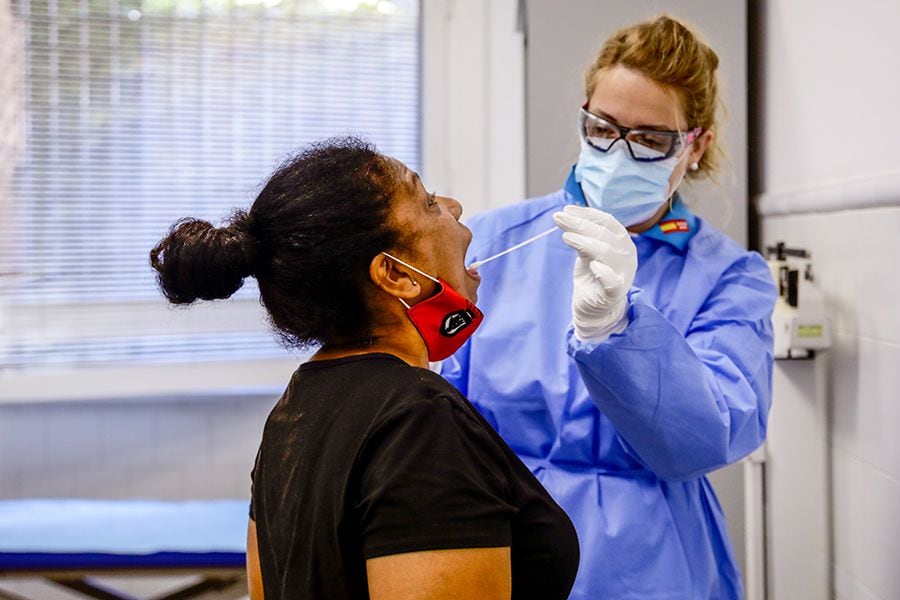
xmin=381 ymin=252 xmax=440 ymax=309
xmin=665 ymin=128 xmax=703 ymax=204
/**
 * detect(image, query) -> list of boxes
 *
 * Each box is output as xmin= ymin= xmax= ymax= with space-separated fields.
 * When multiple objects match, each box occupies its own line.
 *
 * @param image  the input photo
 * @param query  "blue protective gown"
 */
xmin=442 ymin=171 xmax=776 ymax=599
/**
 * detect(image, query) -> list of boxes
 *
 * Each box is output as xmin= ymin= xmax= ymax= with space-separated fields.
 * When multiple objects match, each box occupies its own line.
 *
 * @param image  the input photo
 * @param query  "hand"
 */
xmin=552 ymin=205 xmax=638 ymax=342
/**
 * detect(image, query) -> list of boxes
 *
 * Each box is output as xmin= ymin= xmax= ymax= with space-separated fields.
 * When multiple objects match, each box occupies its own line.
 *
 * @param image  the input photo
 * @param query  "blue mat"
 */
xmin=0 ymin=499 xmax=248 ymax=571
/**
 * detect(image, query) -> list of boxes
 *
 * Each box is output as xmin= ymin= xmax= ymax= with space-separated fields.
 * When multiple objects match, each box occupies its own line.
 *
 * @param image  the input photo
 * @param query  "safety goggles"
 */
xmin=579 ymin=105 xmax=702 ymax=162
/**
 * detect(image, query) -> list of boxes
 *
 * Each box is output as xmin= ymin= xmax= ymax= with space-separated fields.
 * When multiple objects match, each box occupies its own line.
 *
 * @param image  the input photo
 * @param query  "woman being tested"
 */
xmin=442 ymin=15 xmax=776 ymax=599
xmin=150 ymin=138 xmax=578 ymax=600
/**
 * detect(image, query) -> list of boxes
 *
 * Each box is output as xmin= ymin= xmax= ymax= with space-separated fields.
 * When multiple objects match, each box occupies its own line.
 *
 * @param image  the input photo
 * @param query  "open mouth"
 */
xmin=462 ymin=236 xmax=480 ymax=284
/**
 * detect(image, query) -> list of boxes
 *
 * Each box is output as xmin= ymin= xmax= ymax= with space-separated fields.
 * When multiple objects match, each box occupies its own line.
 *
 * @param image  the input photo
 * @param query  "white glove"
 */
xmin=552 ymin=205 xmax=638 ymax=342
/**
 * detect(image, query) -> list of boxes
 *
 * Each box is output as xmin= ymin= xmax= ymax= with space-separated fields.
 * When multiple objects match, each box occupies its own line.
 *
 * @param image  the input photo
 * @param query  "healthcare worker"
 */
xmin=442 ymin=15 xmax=776 ymax=600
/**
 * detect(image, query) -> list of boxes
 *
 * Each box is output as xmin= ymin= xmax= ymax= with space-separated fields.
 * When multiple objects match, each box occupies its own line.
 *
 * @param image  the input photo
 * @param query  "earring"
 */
xmin=412 ymin=281 xmax=419 ymax=287
xmin=689 ymin=162 xmax=699 ymax=171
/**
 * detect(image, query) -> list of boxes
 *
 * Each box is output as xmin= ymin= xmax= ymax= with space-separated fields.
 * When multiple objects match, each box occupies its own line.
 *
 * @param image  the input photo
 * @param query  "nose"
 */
xmin=440 ymin=195 xmax=463 ymax=221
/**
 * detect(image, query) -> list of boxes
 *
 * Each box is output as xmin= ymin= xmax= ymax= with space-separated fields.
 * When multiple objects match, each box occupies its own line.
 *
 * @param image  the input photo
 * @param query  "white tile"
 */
xmin=831 ymin=450 xmax=900 ymax=600
xmin=208 ymin=403 xmax=266 ymax=469
xmin=831 ymin=335 xmax=900 ymax=482
xmin=100 ymin=405 xmax=160 ymax=468
xmin=44 ymin=408 xmax=105 ymax=470
xmin=15 ymin=467 xmax=79 ymax=498
xmin=227 ymin=467 xmax=253 ymax=500
xmin=865 ymin=466 xmax=900 ymax=600
xmin=126 ymin=465 xmax=185 ymax=499
xmin=835 ymin=564 xmax=885 ymax=600
xmin=72 ymin=465 xmax=132 ymax=498
xmin=832 ymin=449 xmax=868 ymax=593
xmin=0 ymin=470 xmax=23 ymax=499
xmin=766 ymin=359 xmax=830 ymax=599
xmin=0 ymin=405 xmax=47 ymax=470
xmin=850 ymin=208 xmax=900 ymax=344
xmin=181 ymin=467 xmax=251 ymax=500
xmin=156 ymin=406 xmax=212 ymax=469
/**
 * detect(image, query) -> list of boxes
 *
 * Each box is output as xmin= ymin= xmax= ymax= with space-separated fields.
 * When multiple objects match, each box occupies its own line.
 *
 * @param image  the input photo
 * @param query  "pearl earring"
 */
xmin=689 ymin=162 xmax=699 ymax=171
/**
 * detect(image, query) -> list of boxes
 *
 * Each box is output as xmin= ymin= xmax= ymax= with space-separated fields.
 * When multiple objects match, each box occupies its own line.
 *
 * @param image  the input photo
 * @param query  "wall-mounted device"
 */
xmin=765 ymin=242 xmax=831 ymax=359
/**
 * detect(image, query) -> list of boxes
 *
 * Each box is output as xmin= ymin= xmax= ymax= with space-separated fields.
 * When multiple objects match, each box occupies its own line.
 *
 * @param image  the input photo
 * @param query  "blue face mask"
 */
xmin=574 ymin=140 xmax=688 ymax=227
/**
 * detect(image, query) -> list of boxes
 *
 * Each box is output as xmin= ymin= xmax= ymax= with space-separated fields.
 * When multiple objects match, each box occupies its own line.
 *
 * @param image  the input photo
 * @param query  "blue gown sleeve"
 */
xmin=568 ymin=253 xmax=776 ymax=481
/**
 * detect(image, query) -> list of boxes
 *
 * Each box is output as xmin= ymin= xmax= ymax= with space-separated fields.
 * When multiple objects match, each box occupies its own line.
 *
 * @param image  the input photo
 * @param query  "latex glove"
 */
xmin=552 ymin=205 xmax=638 ymax=342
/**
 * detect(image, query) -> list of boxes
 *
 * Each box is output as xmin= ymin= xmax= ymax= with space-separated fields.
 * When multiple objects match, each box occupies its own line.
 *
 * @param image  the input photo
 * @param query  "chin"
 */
xmin=466 ymin=275 xmax=481 ymax=303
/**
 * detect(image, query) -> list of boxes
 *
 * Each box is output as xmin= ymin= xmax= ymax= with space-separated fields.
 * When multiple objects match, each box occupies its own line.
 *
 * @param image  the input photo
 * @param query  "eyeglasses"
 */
xmin=579 ymin=106 xmax=702 ymax=162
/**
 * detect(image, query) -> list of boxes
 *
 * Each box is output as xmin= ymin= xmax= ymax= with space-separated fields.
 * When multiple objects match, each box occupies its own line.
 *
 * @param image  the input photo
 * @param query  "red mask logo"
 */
xmin=405 ymin=278 xmax=484 ymax=361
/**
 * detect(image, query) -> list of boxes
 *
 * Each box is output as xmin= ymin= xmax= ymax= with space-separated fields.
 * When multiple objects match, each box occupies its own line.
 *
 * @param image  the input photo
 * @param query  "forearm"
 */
xmin=570 ymin=298 xmax=773 ymax=480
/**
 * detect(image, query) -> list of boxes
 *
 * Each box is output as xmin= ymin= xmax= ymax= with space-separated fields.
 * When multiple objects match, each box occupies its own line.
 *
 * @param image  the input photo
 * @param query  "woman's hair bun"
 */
xmin=150 ymin=210 xmax=260 ymax=304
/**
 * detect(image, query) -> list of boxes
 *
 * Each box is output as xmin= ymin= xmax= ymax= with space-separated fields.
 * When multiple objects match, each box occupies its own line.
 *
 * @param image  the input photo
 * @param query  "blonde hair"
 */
xmin=584 ymin=15 xmax=724 ymax=179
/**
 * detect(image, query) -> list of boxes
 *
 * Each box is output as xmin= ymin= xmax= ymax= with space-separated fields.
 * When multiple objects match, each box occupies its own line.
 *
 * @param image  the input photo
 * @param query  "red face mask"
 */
xmin=382 ymin=253 xmax=484 ymax=361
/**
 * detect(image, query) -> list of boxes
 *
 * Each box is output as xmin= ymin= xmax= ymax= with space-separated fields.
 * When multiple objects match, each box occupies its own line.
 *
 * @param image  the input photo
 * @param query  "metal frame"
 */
xmin=0 ymin=567 xmax=246 ymax=600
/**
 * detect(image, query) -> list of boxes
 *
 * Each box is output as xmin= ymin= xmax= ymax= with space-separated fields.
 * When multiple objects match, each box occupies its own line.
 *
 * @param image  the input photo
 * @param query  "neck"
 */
xmin=312 ymin=325 xmax=429 ymax=369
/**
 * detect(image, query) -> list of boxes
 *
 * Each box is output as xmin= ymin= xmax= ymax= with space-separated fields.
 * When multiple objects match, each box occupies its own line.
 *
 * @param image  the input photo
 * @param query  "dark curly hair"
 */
xmin=149 ymin=136 xmax=402 ymax=348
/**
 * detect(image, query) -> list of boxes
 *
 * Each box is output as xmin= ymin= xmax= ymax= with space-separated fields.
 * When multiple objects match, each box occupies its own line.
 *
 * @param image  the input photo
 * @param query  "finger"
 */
xmin=561 ymin=231 xmax=612 ymax=260
xmin=553 ymin=210 xmax=582 ymax=231
xmin=562 ymin=229 xmax=635 ymax=273
xmin=554 ymin=211 xmax=626 ymax=245
xmin=589 ymin=261 xmax=627 ymax=299
xmin=563 ymin=204 xmax=629 ymax=237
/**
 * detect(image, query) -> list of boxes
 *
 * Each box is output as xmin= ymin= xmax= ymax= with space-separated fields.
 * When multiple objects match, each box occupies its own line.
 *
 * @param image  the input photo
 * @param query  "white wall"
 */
xmin=759 ymin=2 xmax=900 ymax=191
xmin=756 ymin=2 xmax=900 ymax=599
xmin=0 ymin=397 xmax=271 ymax=500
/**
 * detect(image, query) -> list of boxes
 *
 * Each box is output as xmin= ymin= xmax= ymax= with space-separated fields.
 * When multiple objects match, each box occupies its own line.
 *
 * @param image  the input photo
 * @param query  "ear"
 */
xmin=369 ymin=254 xmax=421 ymax=302
xmin=688 ymin=128 xmax=714 ymax=166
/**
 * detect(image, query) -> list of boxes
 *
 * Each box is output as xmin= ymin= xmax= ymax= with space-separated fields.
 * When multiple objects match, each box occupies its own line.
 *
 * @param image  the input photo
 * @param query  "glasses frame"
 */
xmin=579 ymin=105 xmax=703 ymax=163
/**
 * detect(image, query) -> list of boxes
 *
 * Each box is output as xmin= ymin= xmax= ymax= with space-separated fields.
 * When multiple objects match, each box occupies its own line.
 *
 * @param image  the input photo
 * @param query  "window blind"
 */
xmin=0 ymin=0 xmax=420 ymax=372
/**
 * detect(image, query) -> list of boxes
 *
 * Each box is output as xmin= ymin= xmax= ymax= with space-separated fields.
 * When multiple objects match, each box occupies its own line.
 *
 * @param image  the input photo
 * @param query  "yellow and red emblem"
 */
xmin=658 ymin=219 xmax=690 ymax=234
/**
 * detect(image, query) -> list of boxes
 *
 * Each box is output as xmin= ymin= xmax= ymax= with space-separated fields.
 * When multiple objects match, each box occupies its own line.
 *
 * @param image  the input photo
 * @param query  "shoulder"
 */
xmin=287 ymin=355 xmax=464 ymax=417
xmin=363 ymin=366 xmax=495 ymax=440
xmin=383 ymin=367 xmax=479 ymax=422
xmin=362 ymin=369 xmax=510 ymax=471
xmin=689 ymin=217 xmax=770 ymax=275
xmin=685 ymin=218 xmax=776 ymax=300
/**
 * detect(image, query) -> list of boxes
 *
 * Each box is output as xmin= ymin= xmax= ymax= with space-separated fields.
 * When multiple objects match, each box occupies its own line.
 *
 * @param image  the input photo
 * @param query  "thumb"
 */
xmin=561 ymin=232 xmax=610 ymax=261
xmin=588 ymin=260 xmax=626 ymax=298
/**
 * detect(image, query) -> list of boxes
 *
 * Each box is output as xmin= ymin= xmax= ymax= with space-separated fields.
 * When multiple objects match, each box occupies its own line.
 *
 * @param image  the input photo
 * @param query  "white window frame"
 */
xmin=421 ymin=0 xmax=525 ymax=216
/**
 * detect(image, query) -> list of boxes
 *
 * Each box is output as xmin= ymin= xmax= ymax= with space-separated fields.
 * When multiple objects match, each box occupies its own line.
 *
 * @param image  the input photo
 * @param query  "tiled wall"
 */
xmin=758 ymin=1 xmax=900 ymax=596
xmin=0 ymin=397 xmax=275 ymax=500
xmin=762 ymin=206 xmax=900 ymax=600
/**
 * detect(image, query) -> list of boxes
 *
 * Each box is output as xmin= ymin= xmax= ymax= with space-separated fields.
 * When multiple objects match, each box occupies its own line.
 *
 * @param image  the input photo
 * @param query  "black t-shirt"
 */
xmin=250 ymin=353 xmax=578 ymax=599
